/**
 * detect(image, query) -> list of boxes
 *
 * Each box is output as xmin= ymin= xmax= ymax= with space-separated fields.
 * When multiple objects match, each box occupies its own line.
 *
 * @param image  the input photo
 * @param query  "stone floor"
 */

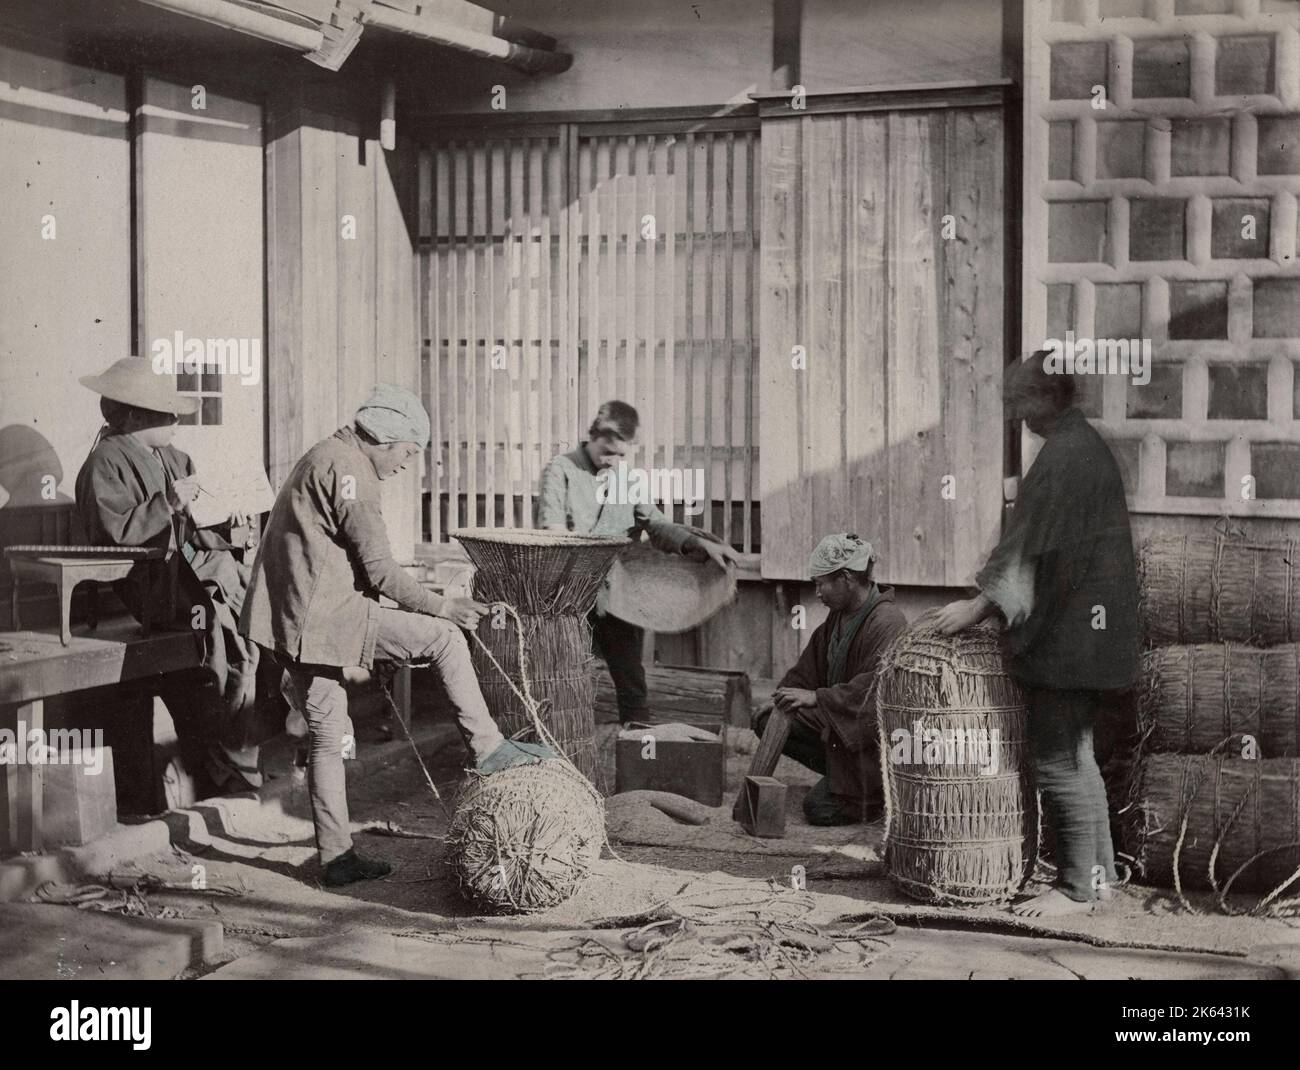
xmin=2 ymin=697 xmax=1298 ymax=981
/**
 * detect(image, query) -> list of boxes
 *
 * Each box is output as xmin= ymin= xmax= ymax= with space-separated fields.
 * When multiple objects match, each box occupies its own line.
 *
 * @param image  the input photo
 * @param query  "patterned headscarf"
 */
xmin=809 ymin=533 xmax=874 ymax=578
xmin=354 ymin=384 xmax=430 ymax=448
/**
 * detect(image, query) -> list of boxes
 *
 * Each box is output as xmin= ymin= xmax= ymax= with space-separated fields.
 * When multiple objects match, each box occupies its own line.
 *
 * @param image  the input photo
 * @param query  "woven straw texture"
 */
xmin=452 ymin=527 xmax=628 ymax=615
xmin=445 ymin=759 xmax=605 ymax=914
xmin=1139 ymin=533 xmax=1300 ymax=647
xmin=1130 ymin=754 xmax=1300 ymax=896
xmin=453 ymin=528 xmax=626 ymax=785
xmin=876 ymin=623 xmax=1038 ymax=906
xmin=1139 ymin=643 xmax=1300 ymax=757
xmin=471 ymin=614 xmax=599 ymax=781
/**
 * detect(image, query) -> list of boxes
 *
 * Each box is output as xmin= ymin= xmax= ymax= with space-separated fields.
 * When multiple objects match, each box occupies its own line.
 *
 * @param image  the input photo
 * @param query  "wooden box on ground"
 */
xmin=2 ymin=746 xmax=116 ymax=854
xmin=614 ymin=720 xmax=725 ymax=806
xmin=595 ymin=664 xmax=752 ymax=728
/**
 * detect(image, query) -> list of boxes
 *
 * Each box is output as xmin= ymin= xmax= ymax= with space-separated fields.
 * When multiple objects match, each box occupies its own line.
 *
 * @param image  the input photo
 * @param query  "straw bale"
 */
xmin=471 ymin=614 xmax=599 ymax=781
xmin=1139 ymin=533 xmax=1300 ymax=646
xmin=445 ymin=759 xmax=604 ymax=913
xmin=876 ymin=623 xmax=1038 ymax=905
xmin=1139 ymin=643 xmax=1300 ymax=757
xmin=1130 ymin=754 xmax=1300 ymax=895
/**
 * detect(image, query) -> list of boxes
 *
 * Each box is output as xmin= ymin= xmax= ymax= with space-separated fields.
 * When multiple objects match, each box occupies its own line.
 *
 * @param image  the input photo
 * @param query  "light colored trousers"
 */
xmin=281 ymin=607 xmax=504 ymax=864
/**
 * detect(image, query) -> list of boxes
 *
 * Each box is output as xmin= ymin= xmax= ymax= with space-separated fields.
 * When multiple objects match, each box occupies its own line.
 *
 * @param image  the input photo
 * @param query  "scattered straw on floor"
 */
xmin=542 ymin=884 xmax=897 ymax=980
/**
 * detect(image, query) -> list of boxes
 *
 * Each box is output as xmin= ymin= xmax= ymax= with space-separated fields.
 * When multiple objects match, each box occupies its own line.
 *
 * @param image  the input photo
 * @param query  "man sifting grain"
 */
xmin=752 ymin=534 xmax=908 ymax=825
xmin=240 ymin=385 xmax=551 ymax=887
xmin=934 ymin=352 xmax=1140 ymax=917
xmin=536 ymin=400 xmax=738 ymax=725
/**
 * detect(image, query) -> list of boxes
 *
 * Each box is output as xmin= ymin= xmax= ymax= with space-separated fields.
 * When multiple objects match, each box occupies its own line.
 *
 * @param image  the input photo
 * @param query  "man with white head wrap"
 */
xmin=241 ymin=385 xmax=551 ymax=887
xmin=752 ymin=533 xmax=907 ymax=825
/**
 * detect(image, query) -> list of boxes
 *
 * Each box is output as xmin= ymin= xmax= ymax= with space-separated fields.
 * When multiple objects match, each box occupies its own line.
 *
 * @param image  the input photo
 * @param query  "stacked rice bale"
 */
xmin=1131 ymin=532 xmax=1300 ymax=899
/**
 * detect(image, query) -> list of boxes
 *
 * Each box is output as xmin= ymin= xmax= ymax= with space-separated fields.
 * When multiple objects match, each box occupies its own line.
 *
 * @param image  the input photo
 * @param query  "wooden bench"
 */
xmin=0 ymin=619 xmax=201 ymax=853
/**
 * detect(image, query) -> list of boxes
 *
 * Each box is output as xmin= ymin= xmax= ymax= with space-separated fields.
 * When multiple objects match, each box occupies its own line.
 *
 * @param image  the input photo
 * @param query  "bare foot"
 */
xmin=1011 ymin=887 xmax=1095 ymax=918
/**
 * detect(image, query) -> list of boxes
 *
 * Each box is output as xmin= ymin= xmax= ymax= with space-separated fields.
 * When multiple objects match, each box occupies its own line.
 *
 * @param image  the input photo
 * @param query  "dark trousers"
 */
xmin=1025 ymin=686 xmax=1116 ymax=902
xmin=589 ymin=610 xmax=647 ymax=723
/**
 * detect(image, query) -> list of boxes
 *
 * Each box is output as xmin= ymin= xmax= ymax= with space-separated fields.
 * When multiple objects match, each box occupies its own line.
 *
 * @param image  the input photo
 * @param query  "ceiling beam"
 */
xmin=366 ymin=4 xmax=572 ymax=75
xmin=134 ymin=0 xmax=571 ymax=75
xmin=136 ymin=0 xmax=325 ymax=50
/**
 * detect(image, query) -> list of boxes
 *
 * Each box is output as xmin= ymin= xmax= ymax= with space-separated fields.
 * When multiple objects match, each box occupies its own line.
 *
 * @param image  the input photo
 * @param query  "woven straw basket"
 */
xmin=876 ymin=623 xmax=1038 ymax=906
xmin=599 ymin=539 xmax=737 ymax=633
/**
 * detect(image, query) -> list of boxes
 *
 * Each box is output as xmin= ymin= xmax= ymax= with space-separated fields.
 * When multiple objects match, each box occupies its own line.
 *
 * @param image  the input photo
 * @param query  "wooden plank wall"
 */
xmin=758 ymin=103 xmax=1006 ymax=585
xmin=266 ymin=91 xmax=421 ymax=562
xmin=417 ymin=119 xmax=760 ymax=549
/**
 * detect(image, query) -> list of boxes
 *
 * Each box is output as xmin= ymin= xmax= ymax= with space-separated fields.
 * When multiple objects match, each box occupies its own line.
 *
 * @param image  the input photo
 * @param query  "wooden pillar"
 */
xmin=771 ymin=0 xmax=802 ymax=92
xmin=264 ymin=84 xmax=421 ymax=559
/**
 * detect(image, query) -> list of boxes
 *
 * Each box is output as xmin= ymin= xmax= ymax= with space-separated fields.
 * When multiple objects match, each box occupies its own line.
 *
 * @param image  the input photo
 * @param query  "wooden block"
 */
xmin=38 ymin=746 xmax=117 ymax=848
xmin=614 ymin=721 xmax=725 ymax=806
xmin=732 ymin=705 xmax=791 ymax=820
xmin=595 ymin=664 xmax=752 ymax=727
xmin=738 ymin=775 xmax=786 ymax=838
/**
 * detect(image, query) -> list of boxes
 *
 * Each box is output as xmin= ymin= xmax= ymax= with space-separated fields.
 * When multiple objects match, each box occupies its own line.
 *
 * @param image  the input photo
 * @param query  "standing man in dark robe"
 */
xmin=75 ymin=356 xmax=263 ymax=802
xmin=536 ymin=400 xmax=738 ymax=724
xmin=934 ymin=351 xmax=1140 ymax=917
xmin=752 ymin=534 xmax=908 ymax=825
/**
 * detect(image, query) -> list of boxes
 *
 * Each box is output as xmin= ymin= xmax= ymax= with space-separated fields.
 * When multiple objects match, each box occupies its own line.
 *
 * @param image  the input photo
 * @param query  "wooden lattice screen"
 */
xmin=417 ymin=114 xmax=761 ymax=551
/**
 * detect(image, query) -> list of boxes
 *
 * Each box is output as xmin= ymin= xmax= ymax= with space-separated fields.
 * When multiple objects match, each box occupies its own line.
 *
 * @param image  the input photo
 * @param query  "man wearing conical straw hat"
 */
xmin=75 ymin=356 xmax=264 ymax=803
xmin=537 ymin=401 xmax=738 ymax=725
xmin=752 ymin=533 xmax=907 ymax=825
xmin=240 ymin=385 xmax=551 ymax=887
xmin=934 ymin=351 xmax=1139 ymax=917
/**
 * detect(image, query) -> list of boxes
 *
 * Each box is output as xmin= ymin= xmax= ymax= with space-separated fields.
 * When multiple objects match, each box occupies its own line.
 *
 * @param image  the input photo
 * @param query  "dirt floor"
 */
xmin=42 ymin=700 xmax=1295 ymax=980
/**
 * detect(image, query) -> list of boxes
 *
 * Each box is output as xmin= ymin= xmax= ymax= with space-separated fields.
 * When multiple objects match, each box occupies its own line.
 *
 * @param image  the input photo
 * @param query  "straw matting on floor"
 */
xmin=1140 ymin=643 xmax=1300 ymax=757
xmin=876 ymin=623 xmax=1038 ymax=906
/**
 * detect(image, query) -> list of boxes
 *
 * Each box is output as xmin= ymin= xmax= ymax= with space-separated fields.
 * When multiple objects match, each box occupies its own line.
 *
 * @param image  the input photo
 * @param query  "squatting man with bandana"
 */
xmin=240 ymin=385 xmax=552 ymax=887
xmin=752 ymin=534 xmax=907 ymax=826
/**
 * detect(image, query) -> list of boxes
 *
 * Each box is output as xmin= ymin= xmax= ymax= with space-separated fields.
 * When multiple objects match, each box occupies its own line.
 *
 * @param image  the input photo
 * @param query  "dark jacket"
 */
xmin=74 ymin=430 xmax=237 ymax=623
xmin=977 ymin=406 xmax=1140 ymax=691
xmin=776 ymin=586 xmax=908 ymax=804
xmin=75 ymin=430 xmax=258 ymax=721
